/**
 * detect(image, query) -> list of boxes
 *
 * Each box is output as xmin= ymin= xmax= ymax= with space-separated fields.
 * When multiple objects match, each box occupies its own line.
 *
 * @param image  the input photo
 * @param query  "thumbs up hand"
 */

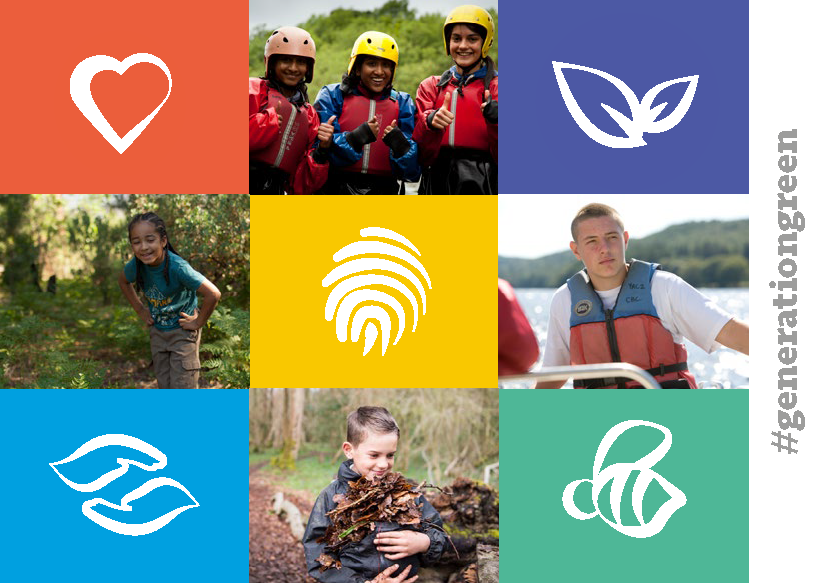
xmin=272 ymin=97 xmax=284 ymax=127
xmin=367 ymin=115 xmax=380 ymax=138
xmin=429 ymin=90 xmax=455 ymax=130
xmin=381 ymin=118 xmax=411 ymax=158
xmin=317 ymin=115 xmax=336 ymax=148
xmin=480 ymin=90 xmax=491 ymax=111
xmin=383 ymin=119 xmax=398 ymax=139
xmin=481 ymin=88 xmax=498 ymax=124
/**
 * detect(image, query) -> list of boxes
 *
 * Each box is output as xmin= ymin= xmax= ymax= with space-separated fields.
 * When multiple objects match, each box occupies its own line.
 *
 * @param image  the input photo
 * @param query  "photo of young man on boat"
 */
xmin=535 ymin=202 xmax=749 ymax=389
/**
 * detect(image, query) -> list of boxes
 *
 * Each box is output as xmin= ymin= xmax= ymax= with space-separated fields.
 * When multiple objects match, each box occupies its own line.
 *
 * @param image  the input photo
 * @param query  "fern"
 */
xmin=201 ymin=306 xmax=250 ymax=389
xmin=34 ymin=351 xmax=105 ymax=389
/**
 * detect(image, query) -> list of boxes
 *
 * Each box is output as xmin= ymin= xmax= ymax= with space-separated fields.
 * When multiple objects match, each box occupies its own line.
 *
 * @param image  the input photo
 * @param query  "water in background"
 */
xmin=504 ymin=288 xmax=750 ymax=389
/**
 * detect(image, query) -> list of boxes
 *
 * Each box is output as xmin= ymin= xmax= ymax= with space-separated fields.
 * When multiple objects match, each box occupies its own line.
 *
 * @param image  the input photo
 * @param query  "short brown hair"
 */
xmin=347 ymin=406 xmax=400 ymax=446
xmin=571 ymin=203 xmax=625 ymax=241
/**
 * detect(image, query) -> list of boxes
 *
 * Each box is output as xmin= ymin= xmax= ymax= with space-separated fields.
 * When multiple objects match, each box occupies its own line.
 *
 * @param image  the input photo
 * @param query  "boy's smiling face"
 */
xmin=343 ymin=430 xmax=397 ymax=481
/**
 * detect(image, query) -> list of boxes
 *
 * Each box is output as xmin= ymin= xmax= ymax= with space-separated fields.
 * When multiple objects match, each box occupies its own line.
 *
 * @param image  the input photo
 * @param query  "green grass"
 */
xmin=250 ymin=444 xmax=435 ymax=496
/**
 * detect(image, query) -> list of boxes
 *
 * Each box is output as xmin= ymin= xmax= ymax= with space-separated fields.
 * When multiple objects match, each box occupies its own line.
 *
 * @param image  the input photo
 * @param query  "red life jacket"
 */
xmin=433 ymin=76 xmax=490 ymax=151
xmin=567 ymin=260 xmax=698 ymax=389
xmin=338 ymin=91 xmax=400 ymax=177
xmin=249 ymin=78 xmax=312 ymax=174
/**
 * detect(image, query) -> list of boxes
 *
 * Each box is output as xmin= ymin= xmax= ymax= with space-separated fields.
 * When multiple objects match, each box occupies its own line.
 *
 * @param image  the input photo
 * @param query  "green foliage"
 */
xmin=33 ymin=351 xmax=105 ymax=390
xmin=201 ymin=305 xmax=251 ymax=389
xmin=0 ymin=194 xmax=65 ymax=291
xmin=105 ymin=305 xmax=152 ymax=361
xmin=249 ymin=0 xmax=499 ymax=100
xmin=499 ymin=220 xmax=750 ymax=288
xmin=0 ymin=313 xmax=51 ymax=373
xmin=126 ymin=194 xmax=250 ymax=307
xmin=67 ymin=209 xmax=125 ymax=305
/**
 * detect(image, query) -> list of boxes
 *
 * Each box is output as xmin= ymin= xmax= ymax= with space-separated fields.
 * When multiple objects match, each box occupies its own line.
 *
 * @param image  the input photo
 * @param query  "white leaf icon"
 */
xmin=49 ymin=434 xmax=166 ymax=492
xmin=553 ymin=61 xmax=699 ymax=148
xmin=82 ymin=477 xmax=200 ymax=536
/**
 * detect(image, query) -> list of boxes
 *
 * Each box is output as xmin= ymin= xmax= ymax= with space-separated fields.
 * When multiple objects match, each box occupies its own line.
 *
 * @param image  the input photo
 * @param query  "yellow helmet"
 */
xmin=348 ymin=31 xmax=400 ymax=83
xmin=443 ymin=5 xmax=495 ymax=59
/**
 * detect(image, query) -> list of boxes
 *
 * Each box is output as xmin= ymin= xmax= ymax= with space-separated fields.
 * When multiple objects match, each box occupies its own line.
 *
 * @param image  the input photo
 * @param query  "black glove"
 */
xmin=382 ymin=126 xmax=411 ymax=157
xmin=311 ymin=147 xmax=328 ymax=164
xmin=426 ymin=110 xmax=438 ymax=130
xmin=345 ymin=122 xmax=378 ymax=150
xmin=482 ymin=98 xmax=498 ymax=124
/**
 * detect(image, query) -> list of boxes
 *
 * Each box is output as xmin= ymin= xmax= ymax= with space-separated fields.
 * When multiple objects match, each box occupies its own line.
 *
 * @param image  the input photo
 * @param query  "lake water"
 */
xmin=503 ymin=288 xmax=750 ymax=389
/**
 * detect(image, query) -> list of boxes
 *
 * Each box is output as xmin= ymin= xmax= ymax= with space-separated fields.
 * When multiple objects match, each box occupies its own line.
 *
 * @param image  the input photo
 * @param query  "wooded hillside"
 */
xmin=499 ymin=219 xmax=749 ymax=288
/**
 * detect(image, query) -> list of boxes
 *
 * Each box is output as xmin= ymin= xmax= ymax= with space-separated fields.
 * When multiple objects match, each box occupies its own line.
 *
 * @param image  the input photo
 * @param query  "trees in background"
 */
xmin=499 ymin=219 xmax=749 ymax=289
xmin=250 ymin=388 xmax=500 ymax=485
xmin=125 ymin=194 xmax=250 ymax=307
xmin=249 ymin=0 xmax=499 ymax=102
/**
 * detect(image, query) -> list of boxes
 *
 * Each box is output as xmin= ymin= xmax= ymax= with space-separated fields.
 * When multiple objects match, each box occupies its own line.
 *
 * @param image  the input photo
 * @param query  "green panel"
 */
xmin=501 ymin=390 xmax=748 ymax=581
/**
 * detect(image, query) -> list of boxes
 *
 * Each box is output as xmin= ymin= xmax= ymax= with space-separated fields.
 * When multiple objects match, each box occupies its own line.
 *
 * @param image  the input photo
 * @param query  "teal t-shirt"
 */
xmin=124 ymin=252 xmax=206 ymax=330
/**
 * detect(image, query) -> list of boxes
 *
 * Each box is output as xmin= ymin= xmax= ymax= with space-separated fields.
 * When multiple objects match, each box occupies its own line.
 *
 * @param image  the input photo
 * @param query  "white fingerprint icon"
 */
xmin=322 ymin=227 xmax=432 ymax=356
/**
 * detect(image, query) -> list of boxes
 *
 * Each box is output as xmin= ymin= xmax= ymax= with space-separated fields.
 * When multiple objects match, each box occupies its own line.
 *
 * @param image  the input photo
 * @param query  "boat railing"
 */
xmin=498 ymin=363 xmax=662 ymax=390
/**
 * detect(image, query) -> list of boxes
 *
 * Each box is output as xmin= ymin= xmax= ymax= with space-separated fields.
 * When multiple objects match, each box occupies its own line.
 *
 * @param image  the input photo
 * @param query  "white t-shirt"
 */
xmin=542 ymin=270 xmax=733 ymax=368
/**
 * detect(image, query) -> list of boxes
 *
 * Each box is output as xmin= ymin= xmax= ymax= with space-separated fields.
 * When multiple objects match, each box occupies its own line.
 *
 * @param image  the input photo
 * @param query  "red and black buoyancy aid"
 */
xmin=433 ymin=71 xmax=492 ymax=152
xmin=249 ymin=78 xmax=313 ymax=174
xmin=338 ymin=90 xmax=401 ymax=177
xmin=567 ymin=260 xmax=698 ymax=389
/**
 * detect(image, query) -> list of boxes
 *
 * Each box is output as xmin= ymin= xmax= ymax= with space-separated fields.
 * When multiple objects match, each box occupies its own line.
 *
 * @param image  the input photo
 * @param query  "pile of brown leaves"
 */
xmin=428 ymin=477 xmax=498 ymax=533
xmin=316 ymin=471 xmax=435 ymax=571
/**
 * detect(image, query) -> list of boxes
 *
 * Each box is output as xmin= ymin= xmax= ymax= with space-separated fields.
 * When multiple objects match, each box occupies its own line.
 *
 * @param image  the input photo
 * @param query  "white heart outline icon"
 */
xmin=69 ymin=53 xmax=172 ymax=154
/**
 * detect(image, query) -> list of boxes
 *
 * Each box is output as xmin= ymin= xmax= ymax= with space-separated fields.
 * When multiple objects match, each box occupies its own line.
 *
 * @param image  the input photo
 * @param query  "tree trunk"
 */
xmin=283 ymin=388 xmax=304 ymax=462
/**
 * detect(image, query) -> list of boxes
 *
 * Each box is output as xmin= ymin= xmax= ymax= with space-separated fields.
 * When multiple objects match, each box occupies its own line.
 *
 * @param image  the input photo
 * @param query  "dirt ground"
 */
xmin=249 ymin=464 xmax=316 ymax=583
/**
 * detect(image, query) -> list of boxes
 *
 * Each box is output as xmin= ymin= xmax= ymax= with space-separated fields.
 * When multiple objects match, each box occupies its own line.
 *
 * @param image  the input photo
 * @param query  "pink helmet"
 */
xmin=264 ymin=26 xmax=316 ymax=83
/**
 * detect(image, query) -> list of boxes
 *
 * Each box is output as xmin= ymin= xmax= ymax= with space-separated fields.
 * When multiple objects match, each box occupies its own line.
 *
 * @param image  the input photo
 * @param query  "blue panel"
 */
xmin=500 ymin=0 xmax=748 ymax=194
xmin=0 ymin=390 xmax=248 ymax=581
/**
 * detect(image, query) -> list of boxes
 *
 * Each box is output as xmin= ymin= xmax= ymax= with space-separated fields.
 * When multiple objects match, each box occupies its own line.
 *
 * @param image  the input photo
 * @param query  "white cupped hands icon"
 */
xmin=50 ymin=434 xmax=198 ymax=536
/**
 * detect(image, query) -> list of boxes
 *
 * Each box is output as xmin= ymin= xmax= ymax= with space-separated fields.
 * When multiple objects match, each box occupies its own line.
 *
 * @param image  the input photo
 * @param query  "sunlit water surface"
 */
xmin=502 ymin=288 xmax=749 ymax=390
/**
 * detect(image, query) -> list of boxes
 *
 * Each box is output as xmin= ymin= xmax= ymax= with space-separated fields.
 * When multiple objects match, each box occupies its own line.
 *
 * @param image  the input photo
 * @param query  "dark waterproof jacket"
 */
xmin=303 ymin=461 xmax=447 ymax=583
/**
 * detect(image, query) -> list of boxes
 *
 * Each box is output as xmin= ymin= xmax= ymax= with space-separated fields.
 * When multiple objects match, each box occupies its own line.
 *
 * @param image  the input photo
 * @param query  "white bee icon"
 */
xmin=562 ymin=420 xmax=687 ymax=538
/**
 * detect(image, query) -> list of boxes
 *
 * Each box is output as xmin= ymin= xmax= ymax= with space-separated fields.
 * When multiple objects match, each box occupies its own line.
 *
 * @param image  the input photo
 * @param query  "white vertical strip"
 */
xmin=750 ymin=2 xmax=827 ymax=581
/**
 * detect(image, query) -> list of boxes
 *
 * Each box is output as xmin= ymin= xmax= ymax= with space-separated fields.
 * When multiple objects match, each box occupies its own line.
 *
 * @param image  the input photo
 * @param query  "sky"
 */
xmin=249 ymin=0 xmax=498 ymax=30
xmin=498 ymin=193 xmax=750 ymax=259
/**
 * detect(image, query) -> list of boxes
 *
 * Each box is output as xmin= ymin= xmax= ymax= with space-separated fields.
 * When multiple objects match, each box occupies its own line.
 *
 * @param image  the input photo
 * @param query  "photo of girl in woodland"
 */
xmin=118 ymin=212 xmax=222 ymax=389
xmin=0 ymin=194 xmax=250 ymax=389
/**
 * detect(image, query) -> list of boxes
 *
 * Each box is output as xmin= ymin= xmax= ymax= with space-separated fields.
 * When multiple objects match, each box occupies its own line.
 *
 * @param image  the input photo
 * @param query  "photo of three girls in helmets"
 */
xmin=249 ymin=4 xmax=498 ymax=196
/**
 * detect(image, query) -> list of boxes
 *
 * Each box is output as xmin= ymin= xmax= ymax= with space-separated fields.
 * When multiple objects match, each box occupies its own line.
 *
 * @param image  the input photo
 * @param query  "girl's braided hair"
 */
xmin=127 ymin=212 xmax=179 ymax=293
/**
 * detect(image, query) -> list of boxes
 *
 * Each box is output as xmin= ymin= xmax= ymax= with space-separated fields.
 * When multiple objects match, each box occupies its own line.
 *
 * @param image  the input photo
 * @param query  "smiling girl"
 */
xmin=250 ymin=26 xmax=332 ymax=195
xmin=313 ymin=31 xmax=420 ymax=195
xmin=117 ymin=213 xmax=221 ymax=389
xmin=413 ymin=5 xmax=498 ymax=195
